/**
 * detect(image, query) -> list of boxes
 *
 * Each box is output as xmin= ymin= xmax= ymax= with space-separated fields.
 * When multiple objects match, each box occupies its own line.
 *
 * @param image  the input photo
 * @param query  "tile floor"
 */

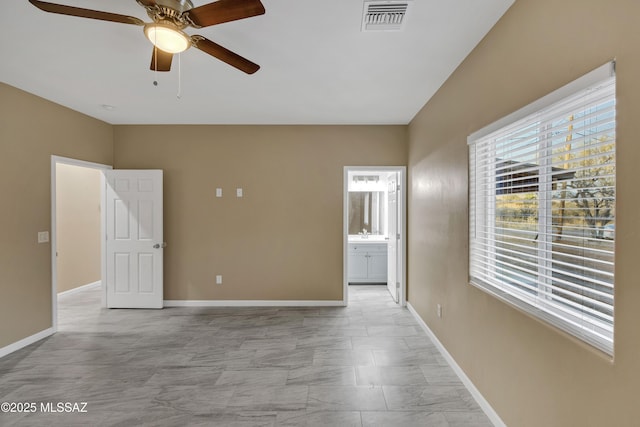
xmin=0 ymin=285 xmax=492 ymax=426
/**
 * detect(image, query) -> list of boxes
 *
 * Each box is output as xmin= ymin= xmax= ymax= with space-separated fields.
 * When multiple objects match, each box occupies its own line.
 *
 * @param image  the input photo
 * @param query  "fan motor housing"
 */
xmin=141 ymin=0 xmax=193 ymax=27
xmin=154 ymin=0 xmax=193 ymax=14
xmin=138 ymin=0 xmax=193 ymax=23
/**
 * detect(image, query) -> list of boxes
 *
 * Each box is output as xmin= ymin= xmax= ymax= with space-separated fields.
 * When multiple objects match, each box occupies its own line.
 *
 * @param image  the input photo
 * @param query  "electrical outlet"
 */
xmin=38 ymin=231 xmax=49 ymax=243
xmin=216 ymin=188 xmax=223 ymax=198
xmin=236 ymin=188 xmax=243 ymax=198
xmin=437 ymin=304 xmax=442 ymax=318
xmin=216 ymin=275 xmax=222 ymax=285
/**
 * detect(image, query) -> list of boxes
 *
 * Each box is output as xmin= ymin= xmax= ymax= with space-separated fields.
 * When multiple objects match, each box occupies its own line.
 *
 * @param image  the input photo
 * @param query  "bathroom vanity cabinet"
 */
xmin=348 ymin=242 xmax=387 ymax=283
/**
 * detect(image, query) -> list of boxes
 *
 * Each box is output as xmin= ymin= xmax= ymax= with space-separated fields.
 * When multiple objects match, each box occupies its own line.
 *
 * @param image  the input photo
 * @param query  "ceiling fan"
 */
xmin=28 ymin=0 xmax=265 ymax=74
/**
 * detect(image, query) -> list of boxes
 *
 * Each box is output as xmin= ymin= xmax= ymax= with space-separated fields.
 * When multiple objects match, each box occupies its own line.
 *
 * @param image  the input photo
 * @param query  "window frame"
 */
xmin=468 ymin=62 xmax=616 ymax=355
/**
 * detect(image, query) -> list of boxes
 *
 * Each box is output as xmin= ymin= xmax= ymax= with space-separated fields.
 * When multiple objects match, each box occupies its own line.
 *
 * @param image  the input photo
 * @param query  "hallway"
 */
xmin=0 ymin=285 xmax=491 ymax=426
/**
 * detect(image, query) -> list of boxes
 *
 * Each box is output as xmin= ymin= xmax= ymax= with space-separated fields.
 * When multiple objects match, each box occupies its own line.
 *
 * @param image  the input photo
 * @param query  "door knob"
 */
xmin=153 ymin=242 xmax=167 ymax=249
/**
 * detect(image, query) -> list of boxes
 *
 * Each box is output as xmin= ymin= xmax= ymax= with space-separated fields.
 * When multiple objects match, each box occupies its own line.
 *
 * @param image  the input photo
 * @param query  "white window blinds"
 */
xmin=468 ymin=63 xmax=616 ymax=355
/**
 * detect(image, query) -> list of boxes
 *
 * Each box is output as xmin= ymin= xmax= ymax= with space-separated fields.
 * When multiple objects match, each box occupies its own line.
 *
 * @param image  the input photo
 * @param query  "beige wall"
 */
xmin=0 ymin=83 xmax=113 ymax=349
xmin=55 ymin=163 xmax=102 ymax=293
xmin=114 ymin=125 xmax=406 ymax=301
xmin=407 ymin=0 xmax=639 ymax=425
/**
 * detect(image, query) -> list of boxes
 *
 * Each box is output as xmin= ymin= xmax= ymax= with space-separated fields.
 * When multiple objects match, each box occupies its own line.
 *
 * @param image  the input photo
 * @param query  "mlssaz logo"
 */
xmin=40 ymin=402 xmax=88 ymax=413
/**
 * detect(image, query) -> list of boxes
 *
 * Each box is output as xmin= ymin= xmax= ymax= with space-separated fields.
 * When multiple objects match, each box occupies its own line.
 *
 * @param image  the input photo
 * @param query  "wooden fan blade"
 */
xmin=29 ymin=0 xmax=144 ymax=25
xmin=192 ymin=36 xmax=259 ymax=74
xmin=186 ymin=0 xmax=265 ymax=28
xmin=150 ymin=47 xmax=173 ymax=72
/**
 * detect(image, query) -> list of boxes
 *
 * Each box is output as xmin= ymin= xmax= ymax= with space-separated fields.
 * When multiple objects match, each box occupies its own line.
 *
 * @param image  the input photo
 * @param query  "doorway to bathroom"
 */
xmin=343 ymin=166 xmax=406 ymax=306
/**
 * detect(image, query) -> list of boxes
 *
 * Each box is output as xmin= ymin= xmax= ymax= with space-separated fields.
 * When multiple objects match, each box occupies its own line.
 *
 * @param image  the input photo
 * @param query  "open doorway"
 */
xmin=51 ymin=156 xmax=112 ymax=332
xmin=343 ymin=166 xmax=406 ymax=306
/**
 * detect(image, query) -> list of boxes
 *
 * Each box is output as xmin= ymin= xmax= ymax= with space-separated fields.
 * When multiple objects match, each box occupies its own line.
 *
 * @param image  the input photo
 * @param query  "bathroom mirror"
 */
xmin=348 ymin=191 xmax=385 ymax=235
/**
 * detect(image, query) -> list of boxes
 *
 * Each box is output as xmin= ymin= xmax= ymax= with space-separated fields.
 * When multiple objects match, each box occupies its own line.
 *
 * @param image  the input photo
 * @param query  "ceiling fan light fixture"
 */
xmin=29 ymin=0 xmax=264 ymax=74
xmin=144 ymin=22 xmax=191 ymax=54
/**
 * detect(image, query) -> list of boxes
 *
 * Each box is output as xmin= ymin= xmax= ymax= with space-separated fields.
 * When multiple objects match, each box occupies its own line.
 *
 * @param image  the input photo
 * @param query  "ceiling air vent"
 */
xmin=361 ymin=1 xmax=411 ymax=32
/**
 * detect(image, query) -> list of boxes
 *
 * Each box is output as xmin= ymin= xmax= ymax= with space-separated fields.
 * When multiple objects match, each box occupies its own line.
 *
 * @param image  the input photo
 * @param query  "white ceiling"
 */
xmin=0 ymin=0 xmax=513 ymax=125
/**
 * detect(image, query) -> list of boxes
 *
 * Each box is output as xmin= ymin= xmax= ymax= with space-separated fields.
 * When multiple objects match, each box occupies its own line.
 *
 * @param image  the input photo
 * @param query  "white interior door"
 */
xmin=387 ymin=173 xmax=399 ymax=302
xmin=104 ymin=170 xmax=164 ymax=308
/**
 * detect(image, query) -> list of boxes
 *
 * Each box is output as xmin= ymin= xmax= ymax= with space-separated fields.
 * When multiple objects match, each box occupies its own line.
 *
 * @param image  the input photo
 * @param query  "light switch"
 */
xmin=236 ymin=188 xmax=243 ymax=198
xmin=38 ymin=231 xmax=49 ymax=243
xmin=216 ymin=188 xmax=223 ymax=198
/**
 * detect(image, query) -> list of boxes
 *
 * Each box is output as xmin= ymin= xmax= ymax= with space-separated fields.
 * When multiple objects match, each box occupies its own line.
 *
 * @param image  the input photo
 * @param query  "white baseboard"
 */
xmin=407 ymin=302 xmax=506 ymax=427
xmin=0 ymin=328 xmax=54 ymax=359
xmin=164 ymin=300 xmax=345 ymax=307
xmin=57 ymin=280 xmax=101 ymax=298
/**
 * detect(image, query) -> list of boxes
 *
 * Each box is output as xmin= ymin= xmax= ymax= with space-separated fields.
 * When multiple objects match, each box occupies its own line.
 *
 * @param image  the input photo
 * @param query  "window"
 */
xmin=468 ymin=63 xmax=616 ymax=355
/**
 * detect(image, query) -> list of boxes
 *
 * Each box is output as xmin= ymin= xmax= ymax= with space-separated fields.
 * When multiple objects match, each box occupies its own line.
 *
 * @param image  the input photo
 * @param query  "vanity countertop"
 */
xmin=348 ymin=235 xmax=388 ymax=243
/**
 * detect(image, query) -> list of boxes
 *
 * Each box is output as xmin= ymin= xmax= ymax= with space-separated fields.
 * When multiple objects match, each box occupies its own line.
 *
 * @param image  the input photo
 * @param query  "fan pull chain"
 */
xmin=177 ymin=53 xmax=182 ymax=99
xmin=153 ymin=31 xmax=158 ymax=87
xmin=153 ymin=50 xmax=158 ymax=86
